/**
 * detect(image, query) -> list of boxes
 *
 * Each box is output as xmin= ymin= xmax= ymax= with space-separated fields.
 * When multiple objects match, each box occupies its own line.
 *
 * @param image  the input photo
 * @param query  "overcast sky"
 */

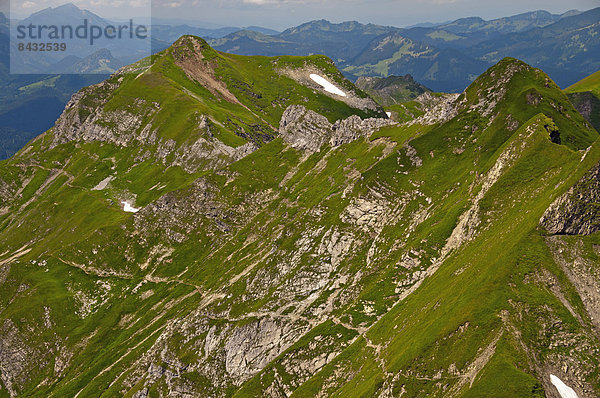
xmin=3 ymin=0 xmax=600 ymax=29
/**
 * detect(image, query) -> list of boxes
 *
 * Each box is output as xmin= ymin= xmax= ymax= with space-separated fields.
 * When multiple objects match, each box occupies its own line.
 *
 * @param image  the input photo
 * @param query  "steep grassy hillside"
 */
xmin=566 ymin=70 xmax=600 ymax=97
xmin=565 ymin=70 xmax=600 ymax=132
xmin=0 ymin=39 xmax=598 ymax=398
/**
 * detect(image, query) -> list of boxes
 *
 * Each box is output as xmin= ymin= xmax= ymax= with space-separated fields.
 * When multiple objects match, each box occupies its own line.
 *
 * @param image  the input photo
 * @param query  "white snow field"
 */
xmin=122 ymin=201 xmax=140 ymax=213
xmin=550 ymin=375 xmax=579 ymax=398
xmin=309 ymin=74 xmax=347 ymax=97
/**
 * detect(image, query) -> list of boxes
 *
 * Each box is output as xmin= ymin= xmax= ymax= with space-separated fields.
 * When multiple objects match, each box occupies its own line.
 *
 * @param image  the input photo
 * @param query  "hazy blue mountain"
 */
xmin=151 ymin=24 xmax=241 ymax=42
xmin=244 ymin=26 xmax=280 ymax=35
xmin=11 ymin=3 xmax=150 ymax=73
xmin=150 ymin=17 xmax=232 ymax=29
xmin=0 ymin=21 xmax=105 ymax=159
xmin=208 ymin=10 xmax=598 ymax=92
xmin=277 ymin=20 xmax=397 ymax=62
xmin=438 ymin=9 xmax=579 ymax=35
xmin=22 ymin=3 xmax=108 ymax=27
xmin=405 ymin=21 xmax=450 ymax=29
xmin=59 ymin=48 xmax=121 ymax=74
xmin=344 ymin=32 xmax=490 ymax=92
xmin=208 ymin=30 xmax=299 ymax=56
xmin=211 ymin=20 xmax=397 ymax=63
xmin=209 ymin=20 xmax=399 ymax=63
xmin=469 ymin=7 xmax=600 ymax=87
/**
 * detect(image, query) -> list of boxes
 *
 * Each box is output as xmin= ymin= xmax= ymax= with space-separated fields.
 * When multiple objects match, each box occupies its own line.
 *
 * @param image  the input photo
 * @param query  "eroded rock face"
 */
xmin=331 ymin=115 xmax=394 ymax=147
xmin=410 ymin=92 xmax=460 ymax=125
xmin=545 ymin=236 xmax=600 ymax=333
xmin=567 ymin=91 xmax=600 ymax=131
xmin=0 ymin=320 xmax=36 ymax=397
xmin=0 ymin=178 xmax=14 ymax=208
xmin=134 ymin=177 xmax=229 ymax=243
xmin=224 ymin=317 xmax=308 ymax=384
xmin=279 ymin=105 xmax=394 ymax=152
xmin=49 ymin=80 xmax=258 ymax=173
xmin=279 ymin=105 xmax=332 ymax=152
xmin=540 ymin=161 xmax=600 ymax=235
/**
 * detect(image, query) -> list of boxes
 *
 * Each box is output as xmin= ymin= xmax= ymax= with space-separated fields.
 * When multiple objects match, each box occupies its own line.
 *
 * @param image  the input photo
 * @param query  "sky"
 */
xmin=3 ymin=0 xmax=600 ymax=29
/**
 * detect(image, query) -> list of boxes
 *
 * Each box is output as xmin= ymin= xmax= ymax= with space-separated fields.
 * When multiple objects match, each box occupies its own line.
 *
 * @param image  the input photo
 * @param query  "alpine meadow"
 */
xmin=0 ymin=2 xmax=599 ymax=398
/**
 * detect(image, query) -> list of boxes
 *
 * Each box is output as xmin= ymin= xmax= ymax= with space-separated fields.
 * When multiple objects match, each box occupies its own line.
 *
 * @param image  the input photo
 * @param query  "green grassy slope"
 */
xmin=564 ymin=70 xmax=600 ymax=132
xmin=0 ymin=37 xmax=386 ymax=397
xmin=565 ymin=70 xmax=600 ymax=97
xmin=0 ymin=49 xmax=598 ymax=398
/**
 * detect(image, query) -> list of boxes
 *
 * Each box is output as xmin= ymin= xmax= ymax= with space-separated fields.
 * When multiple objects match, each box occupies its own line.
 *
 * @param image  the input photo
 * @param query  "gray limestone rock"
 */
xmin=540 ymin=161 xmax=600 ymax=235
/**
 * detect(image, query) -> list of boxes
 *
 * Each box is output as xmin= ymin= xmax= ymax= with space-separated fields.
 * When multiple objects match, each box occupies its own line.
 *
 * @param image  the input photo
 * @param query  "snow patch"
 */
xmin=122 ymin=201 xmax=140 ymax=213
xmin=550 ymin=375 xmax=579 ymax=398
xmin=386 ymin=112 xmax=392 ymax=118
xmin=309 ymin=74 xmax=347 ymax=97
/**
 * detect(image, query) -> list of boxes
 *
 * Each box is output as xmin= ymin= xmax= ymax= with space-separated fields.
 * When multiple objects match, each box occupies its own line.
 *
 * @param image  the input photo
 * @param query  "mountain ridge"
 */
xmin=0 ymin=37 xmax=598 ymax=396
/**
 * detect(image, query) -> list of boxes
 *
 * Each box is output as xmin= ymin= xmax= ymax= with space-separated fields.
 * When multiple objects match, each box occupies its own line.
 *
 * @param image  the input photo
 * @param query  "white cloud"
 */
xmin=21 ymin=1 xmax=37 ymax=9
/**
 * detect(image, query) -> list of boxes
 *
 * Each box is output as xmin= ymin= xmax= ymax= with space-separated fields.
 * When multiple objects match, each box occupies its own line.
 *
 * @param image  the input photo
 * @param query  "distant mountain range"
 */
xmin=209 ymin=8 xmax=599 ymax=92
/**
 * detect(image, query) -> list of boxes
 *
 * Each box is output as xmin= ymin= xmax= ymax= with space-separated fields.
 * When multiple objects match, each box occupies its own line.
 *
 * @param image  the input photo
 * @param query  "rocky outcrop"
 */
xmin=0 ymin=178 xmax=14 ymax=208
xmin=567 ymin=91 xmax=600 ymax=131
xmin=331 ymin=115 xmax=394 ymax=146
xmin=50 ymin=81 xmax=258 ymax=173
xmin=409 ymin=92 xmax=460 ymax=125
xmin=134 ymin=177 xmax=229 ymax=243
xmin=0 ymin=320 xmax=36 ymax=397
xmin=224 ymin=317 xmax=309 ymax=383
xmin=279 ymin=105 xmax=332 ymax=152
xmin=279 ymin=105 xmax=394 ymax=152
xmin=50 ymin=79 xmax=124 ymax=147
xmin=540 ymin=161 xmax=600 ymax=235
xmin=355 ymin=74 xmax=431 ymax=106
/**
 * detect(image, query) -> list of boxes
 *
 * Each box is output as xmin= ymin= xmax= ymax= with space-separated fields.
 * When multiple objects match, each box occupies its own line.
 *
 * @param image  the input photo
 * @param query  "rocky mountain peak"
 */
xmin=170 ymin=35 xmax=219 ymax=62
